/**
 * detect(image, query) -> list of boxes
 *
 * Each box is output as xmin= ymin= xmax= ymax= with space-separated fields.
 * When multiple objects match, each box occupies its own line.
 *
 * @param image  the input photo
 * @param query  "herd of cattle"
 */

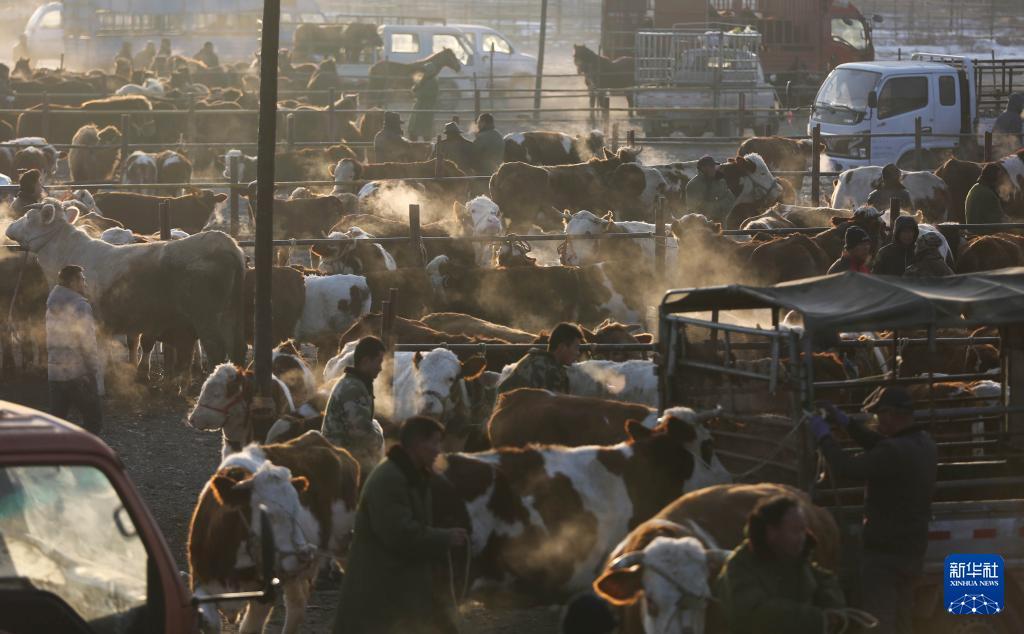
xmin=2 ymin=57 xmax=1023 ymax=633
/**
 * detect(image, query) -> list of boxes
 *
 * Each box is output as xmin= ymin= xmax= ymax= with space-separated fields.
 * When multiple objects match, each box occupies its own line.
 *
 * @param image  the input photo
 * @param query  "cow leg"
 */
xmin=238 ymin=599 xmax=273 ymax=634
xmin=280 ymin=574 xmax=314 ymax=634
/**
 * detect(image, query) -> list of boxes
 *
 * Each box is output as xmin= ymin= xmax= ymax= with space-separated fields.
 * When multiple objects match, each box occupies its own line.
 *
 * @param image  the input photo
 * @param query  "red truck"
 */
xmin=0 ymin=400 xmax=275 ymax=634
xmin=601 ymin=0 xmax=880 ymax=105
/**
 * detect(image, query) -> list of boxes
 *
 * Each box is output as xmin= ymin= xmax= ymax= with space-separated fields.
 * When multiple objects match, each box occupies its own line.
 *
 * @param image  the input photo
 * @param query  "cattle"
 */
xmin=280 ymin=94 xmax=361 ymax=143
xmin=433 ymin=409 xmax=731 ymax=599
xmin=452 ymin=196 xmax=505 ymax=267
xmin=188 ymin=432 xmax=360 ymax=634
xmin=741 ymin=203 xmax=852 ymax=232
xmin=957 ymin=233 xmax=1024 ymax=273
xmin=6 ymin=202 xmax=245 ymax=364
xmin=16 ymin=95 xmax=156 ymax=145
xmin=254 ymin=194 xmax=346 ymax=241
xmin=934 ymin=153 xmax=1024 ymax=221
xmin=503 ymin=130 xmax=606 ymax=166
xmin=737 ymin=136 xmax=823 ymax=192
xmin=831 ymin=166 xmax=949 ymax=222
xmin=567 ymin=360 xmax=657 ymax=407
xmin=272 ymin=340 xmax=318 ymax=407
xmin=487 ymin=388 xmax=702 ymax=448
xmin=69 ymin=124 xmax=123 ymax=185
xmin=637 ymin=160 xmax=695 ymax=212
xmin=330 ymin=157 xmax=466 ymax=194
xmin=156 ymin=150 xmax=193 ymax=188
xmin=594 ymin=483 xmax=839 ymax=634
xmin=419 ymin=312 xmax=536 ymax=343
xmin=121 ymin=151 xmax=159 ymax=193
xmin=489 ymin=149 xmax=648 ymax=232
xmin=242 ymin=266 xmax=307 ymax=347
xmin=715 ymin=154 xmax=786 ymax=229
xmin=392 ymin=348 xmax=490 ymax=441
xmin=313 ymin=228 xmax=398 ymax=276
xmin=327 ymin=213 xmax=448 ymax=270
xmin=222 ymin=146 xmax=358 ymax=185
xmin=670 ymin=214 xmax=748 ymax=287
xmin=559 ymin=209 xmax=677 ymax=269
xmin=0 ymin=137 xmax=64 ymax=181
xmin=293 ymin=273 xmax=371 ymax=355
xmin=92 ymin=190 xmax=228 ymax=235
xmin=747 ymin=234 xmax=831 ymax=284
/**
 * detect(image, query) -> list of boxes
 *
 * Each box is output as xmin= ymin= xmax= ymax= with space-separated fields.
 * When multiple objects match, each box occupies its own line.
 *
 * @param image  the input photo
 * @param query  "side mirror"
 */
xmin=867 ymin=90 xmax=878 ymax=109
xmin=258 ymin=505 xmax=279 ymax=604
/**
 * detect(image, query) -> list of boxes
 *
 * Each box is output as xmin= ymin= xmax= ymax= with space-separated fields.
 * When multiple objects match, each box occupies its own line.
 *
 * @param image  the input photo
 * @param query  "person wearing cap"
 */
xmin=810 ymin=388 xmax=937 ymax=634
xmin=409 ymin=63 xmax=440 ymax=142
xmin=827 ymin=225 xmax=872 ymax=274
xmin=903 ymin=232 xmax=954 ymax=278
xmin=871 ymin=214 xmax=918 ymax=275
xmin=866 ymin=164 xmax=912 ymax=212
xmin=964 ymin=163 xmax=1005 ymax=228
xmin=472 ymin=112 xmax=504 ymax=176
xmin=685 ymin=155 xmax=736 ymax=224
xmin=374 ymin=111 xmax=413 ymax=163
xmin=431 ymin=120 xmax=476 ymax=175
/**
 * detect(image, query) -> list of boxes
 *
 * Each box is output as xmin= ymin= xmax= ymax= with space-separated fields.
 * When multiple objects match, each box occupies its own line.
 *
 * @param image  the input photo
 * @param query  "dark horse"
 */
xmin=367 ymin=48 xmax=462 ymax=105
xmin=572 ymin=44 xmax=635 ymax=117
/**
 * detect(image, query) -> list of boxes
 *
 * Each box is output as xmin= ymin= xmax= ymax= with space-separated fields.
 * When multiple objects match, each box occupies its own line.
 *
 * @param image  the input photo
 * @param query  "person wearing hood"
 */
xmin=871 ymin=215 xmax=918 ymax=275
xmin=866 ymin=164 xmax=912 ymax=212
xmin=11 ymin=169 xmax=44 ymax=217
xmin=194 ymin=41 xmax=220 ymax=68
xmin=827 ymin=225 xmax=872 ymax=274
xmin=46 ymin=265 xmax=103 ymax=434
xmin=993 ymin=92 xmax=1024 ymax=156
xmin=965 ymin=163 xmax=1006 ymax=228
xmin=431 ymin=120 xmax=476 ymax=174
xmin=903 ymin=232 xmax=954 ymax=278
xmin=374 ymin=111 xmax=416 ymax=163
xmin=408 ymin=62 xmax=440 ymax=141
xmin=473 ymin=112 xmax=505 ymax=176
xmin=715 ymin=494 xmax=846 ymax=634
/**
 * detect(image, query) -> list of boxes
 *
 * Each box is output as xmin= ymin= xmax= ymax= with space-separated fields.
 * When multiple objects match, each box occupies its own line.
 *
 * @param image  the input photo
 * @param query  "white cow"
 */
xmin=293 ymin=274 xmax=371 ymax=349
xmin=831 ymin=166 xmax=949 ymax=222
xmin=391 ymin=348 xmax=487 ymax=422
xmin=453 ymin=195 xmax=505 ymax=267
xmin=560 ymin=209 xmax=678 ymax=268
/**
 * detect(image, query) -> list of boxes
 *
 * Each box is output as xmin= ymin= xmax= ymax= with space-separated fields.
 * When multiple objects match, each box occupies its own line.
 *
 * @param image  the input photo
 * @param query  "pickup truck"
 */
xmin=810 ymin=54 xmax=1024 ymax=172
xmin=0 ymin=400 xmax=277 ymax=634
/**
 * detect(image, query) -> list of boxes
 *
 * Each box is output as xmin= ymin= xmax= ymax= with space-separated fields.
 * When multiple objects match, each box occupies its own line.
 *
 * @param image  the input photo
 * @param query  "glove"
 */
xmin=809 ymin=414 xmax=832 ymax=441
xmin=815 ymin=400 xmax=849 ymax=427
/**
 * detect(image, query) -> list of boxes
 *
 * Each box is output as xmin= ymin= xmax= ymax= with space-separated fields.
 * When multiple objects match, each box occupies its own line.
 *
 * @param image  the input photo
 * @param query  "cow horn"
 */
xmin=696 ymin=405 xmax=723 ymax=424
xmin=609 ymin=550 xmax=645 ymax=571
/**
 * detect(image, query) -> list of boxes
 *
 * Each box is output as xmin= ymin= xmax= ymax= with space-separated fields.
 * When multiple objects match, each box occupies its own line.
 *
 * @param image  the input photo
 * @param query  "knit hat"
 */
xmin=697 ymin=155 xmax=717 ymax=168
xmin=844 ymin=225 xmax=871 ymax=250
xmin=915 ymin=231 xmax=944 ymax=255
xmin=18 ymin=169 xmax=40 ymax=195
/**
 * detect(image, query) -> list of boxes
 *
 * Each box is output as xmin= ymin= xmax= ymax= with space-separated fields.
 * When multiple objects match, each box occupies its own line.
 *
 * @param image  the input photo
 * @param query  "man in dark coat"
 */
xmin=827 ymin=225 xmax=872 ymax=274
xmin=965 ymin=162 xmax=1005 ymax=227
xmin=496 ymin=322 xmax=582 ymax=396
xmin=866 ymin=164 xmax=912 ymax=212
xmin=993 ymin=93 xmax=1024 ymax=157
xmin=373 ymin=111 xmax=415 ymax=163
xmin=333 ymin=416 xmax=467 ymax=634
xmin=432 ymin=121 xmax=476 ymax=175
xmin=473 ymin=112 xmax=505 ymax=176
xmin=195 ymin=42 xmax=220 ymax=68
xmin=716 ymin=494 xmax=846 ymax=634
xmin=811 ymin=387 xmax=937 ymax=634
xmin=903 ymin=232 xmax=954 ymax=278
xmin=871 ymin=215 xmax=918 ymax=275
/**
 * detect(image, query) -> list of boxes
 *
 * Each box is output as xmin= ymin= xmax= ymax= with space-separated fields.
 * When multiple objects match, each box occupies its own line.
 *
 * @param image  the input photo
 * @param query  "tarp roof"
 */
xmin=661 ymin=269 xmax=1024 ymax=332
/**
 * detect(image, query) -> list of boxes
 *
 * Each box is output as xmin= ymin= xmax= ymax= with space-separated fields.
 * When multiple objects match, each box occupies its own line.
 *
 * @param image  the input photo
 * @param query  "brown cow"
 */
xmin=243 ymin=266 xmax=306 ymax=346
xmin=748 ymin=233 xmax=831 ymax=284
xmin=956 ymin=233 xmax=1024 ymax=273
xmin=16 ymin=95 xmax=155 ymax=144
xmin=420 ymin=312 xmax=537 ymax=343
xmin=92 ymin=190 xmax=228 ymax=234
xmin=69 ymin=124 xmax=123 ymax=185
xmin=737 ymin=136 xmax=824 ymax=192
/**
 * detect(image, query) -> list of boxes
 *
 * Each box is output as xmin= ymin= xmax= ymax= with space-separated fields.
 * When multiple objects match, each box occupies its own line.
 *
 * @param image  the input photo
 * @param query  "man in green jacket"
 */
xmin=686 ymin=155 xmax=736 ymax=224
xmin=716 ymin=495 xmax=846 ymax=634
xmin=965 ymin=163 xmax=1005 ymax=228
xmin=322 ymin=336 xmax=386 ymax=476
xmin=334 ymin=416 xmax=467 ymax=634
xmin=496 ymin=322 xmax=583 ymax=396
xmin=472 ymin=112 xmax=505 ymax=176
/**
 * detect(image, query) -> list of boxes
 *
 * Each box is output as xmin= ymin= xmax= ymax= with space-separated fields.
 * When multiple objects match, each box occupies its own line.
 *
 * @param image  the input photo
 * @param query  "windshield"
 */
xmin=0 ymin=465 xmax=148 ymax=632
xmin=815 ymin=68 xmax=879 ymax=111
xmin=831 ymin=17 xmax=869 ymax=51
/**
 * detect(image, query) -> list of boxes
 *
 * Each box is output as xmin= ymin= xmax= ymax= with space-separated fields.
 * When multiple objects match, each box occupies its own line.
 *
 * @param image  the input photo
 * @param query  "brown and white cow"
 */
xmin=716 ymin=153 xmax=787 ymax=229
xmin=188 ymin=432 xmax=360 ymax=634
xmin=741 ymin=203 xmax=852 ymax=232
xmin=433 ymin=408 xmax=731 ymax=599
xmin=92 ymin=189 xmax=228 ymax=235
xmin=594 ymin=483 xmax=839 ymax=634
xmin=831 ymin=166 xmax=949 ymax=222
xmin=503 ymin=130 xmax=606 ymax=166
xmin=737 ymin=136 xmax=824 ymax=192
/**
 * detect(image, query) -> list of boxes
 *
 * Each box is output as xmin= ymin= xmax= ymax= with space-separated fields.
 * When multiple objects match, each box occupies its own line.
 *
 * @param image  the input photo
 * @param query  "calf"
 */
xmin=272 ymin=340 xmax=318 ymax=406
xmin=188 ymin=432 xmax=360 ymax=634
xmin=69 ymin=124 xmax=122 ymax=185
xmin=392 ymin=348 xmax=489 ymax=442
xmin=433 ymin=409 xmax=731 ymax=599
xmin=92 ymin=190 xmax=228 ymax=234
xmin=716 ymin=153 xmax=786 ymax=229
xmin=831 ymin=166 xmax=949 ymax=222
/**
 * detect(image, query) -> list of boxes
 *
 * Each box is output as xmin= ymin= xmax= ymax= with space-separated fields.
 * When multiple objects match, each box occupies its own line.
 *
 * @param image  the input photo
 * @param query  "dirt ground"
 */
xmin=0 ymin=376 xmax=560 ymax=633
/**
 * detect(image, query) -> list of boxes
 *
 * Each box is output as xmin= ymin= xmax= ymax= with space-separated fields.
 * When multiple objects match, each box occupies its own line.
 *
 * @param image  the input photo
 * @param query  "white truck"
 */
xmin=634 ymin=28 xmax=780 ymax=137
xmin=810 ymin=53 xmax=1024 ymax=172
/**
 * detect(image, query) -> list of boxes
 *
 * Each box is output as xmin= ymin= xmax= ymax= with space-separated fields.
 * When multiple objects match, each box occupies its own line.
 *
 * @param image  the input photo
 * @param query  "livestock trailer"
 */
xmin=657 ymin=270 xmax=1024 ymax=632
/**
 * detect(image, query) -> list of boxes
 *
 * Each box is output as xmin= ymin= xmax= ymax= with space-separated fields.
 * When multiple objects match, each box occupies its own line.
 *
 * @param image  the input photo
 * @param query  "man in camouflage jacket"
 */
xmin=497 ymin=323 xmax=583 ymax=396
xmin=323 ymin=336 xmax=387 ymax=476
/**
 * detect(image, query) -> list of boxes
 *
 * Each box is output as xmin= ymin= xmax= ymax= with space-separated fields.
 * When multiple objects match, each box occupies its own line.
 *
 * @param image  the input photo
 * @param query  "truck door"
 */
xmin=872 ymin=74 xmax=930 ymax=167
xmin=932 ymin=74 xmax=962 ymax=151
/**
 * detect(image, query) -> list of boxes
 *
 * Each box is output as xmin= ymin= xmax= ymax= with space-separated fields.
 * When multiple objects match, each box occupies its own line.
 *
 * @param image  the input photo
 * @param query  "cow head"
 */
xmin=560 ymin=209 xmax=613 ymax=266
xmin=670 ymin=213 xmax=722 ymax=244
xmin=210 ymin=458 xmax=317 ymax=576
xmin=454 ymin=196 xmax=504 ymax=267
xmin=718 ymin=153 xmax=783 ymax=207
xmin=220 ymin=149 xmax=257 ymax=182
xmin=411 ymin=348 xmax=487 ymax=421
xmin=331 ymin=158 xmax=362 ymax=193
xmin=188 ymin=363 xmax=253 ymax=438
xmin=123 ymin=151 xmax=158 ymax=185
xmin=595 ymin=535 xmax=727 ymax=634
xmin=5 ymin=202 xmax=77 ymax=252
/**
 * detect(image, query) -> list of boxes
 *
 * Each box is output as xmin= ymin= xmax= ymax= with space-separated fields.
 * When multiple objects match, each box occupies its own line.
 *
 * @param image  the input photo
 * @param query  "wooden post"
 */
xmin=738 ymin=92 xmax=746 ymax=136
xmin=627 ymin=128 xmax=636 ymax=148
xmin=409 ymin=203 xmax=426 ymax=267
xmin=253 ymin=0 xmax=282 ymax=397
xmin=889 ymin=198 xmax=901 ymax=244
xmin=327 ymin=88 xmax=336 ymax=140
xmin=473 ymin=74 xmax=481 ymax=121
xmin=914 ymin=116 xmax=923 ymax=170
xmin=533 ymin=0 xmax=549 ymax=121
xmin=654 ymin=196 xmax=666 ymax=283
xmin=229 ymin=154 xmax=241 ymax=237
xmin=286 ymin=113 xmax=296 ymax=150
xmin=159 ymin=200 xmax=171 ymax=240
xmin=386 ymin=287 xmax=398 ymax=344
xmin=810 ymin=124 xmax=821 ymax=206
xmin=984 ymin=130 xmax=993 ymax=162
xmin=380 ymin=300 xmax=393 ymax=346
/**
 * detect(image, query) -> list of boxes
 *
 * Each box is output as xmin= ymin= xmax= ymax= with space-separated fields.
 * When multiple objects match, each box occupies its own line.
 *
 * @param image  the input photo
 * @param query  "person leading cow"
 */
xmin=322 ymin=336 xmax=386 ymax=476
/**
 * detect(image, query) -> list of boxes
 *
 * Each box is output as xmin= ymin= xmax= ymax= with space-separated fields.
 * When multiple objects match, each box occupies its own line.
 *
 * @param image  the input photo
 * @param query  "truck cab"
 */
xmin=21 ymin=2 xmax=64 ymax=62
xmin=810 ymin=60 xmax=971 ymax=172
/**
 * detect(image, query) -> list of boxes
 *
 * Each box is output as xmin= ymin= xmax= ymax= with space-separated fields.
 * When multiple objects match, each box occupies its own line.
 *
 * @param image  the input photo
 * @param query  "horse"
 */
xmin=366 ymin=48 xmax=462 ymax=105
xmin=572 ymin=44 xmax=635 ymax=117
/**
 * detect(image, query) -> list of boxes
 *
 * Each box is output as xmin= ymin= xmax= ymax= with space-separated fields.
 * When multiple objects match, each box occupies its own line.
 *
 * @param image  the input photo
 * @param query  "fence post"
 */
xmin=914 ymin=116 xmax=923 ymax=170
xmin=42 ymin=93 xmax=50 ymax=141
xmin=811 ymin=124 xmax=821 ymax=206
xmin=409 ymin=203 xmax=426 ymax=267
xmin=229 ymin=153 xmax=240 ymax=238
xmin=984 ymin=131 xmax=993 ymax=162
xmin=286 ymin=113 xmax=296 ymax=150
xmin=327 ymin=88 xmax=336 ymax=141
xmin=889 ymin=197 xmax=901 ymax=244
xmin=611 ymin=123 xmax=619 ymax=152
xmin=120 ymin=113 xmax=130 ymax=166
xmin=654 ymin=196 xmax=666 ymax=284
xmin=627 ymin=128 xmax=636 ymax=148
xmin=380 ymin=300 xmax=392 ymax=346
xmin=159 ymin=199 xmax=171 ymax=240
